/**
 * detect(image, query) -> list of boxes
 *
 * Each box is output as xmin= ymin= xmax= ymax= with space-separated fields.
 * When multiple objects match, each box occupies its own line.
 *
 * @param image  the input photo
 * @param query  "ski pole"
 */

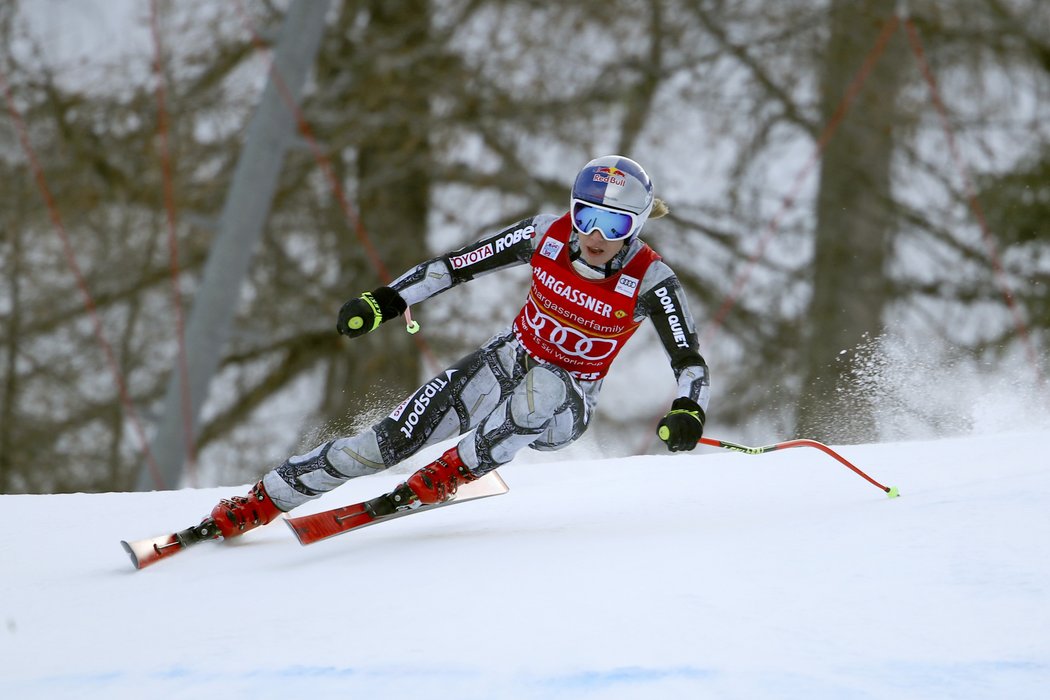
xmin=698 ymin=436 xmax=900 ymax=498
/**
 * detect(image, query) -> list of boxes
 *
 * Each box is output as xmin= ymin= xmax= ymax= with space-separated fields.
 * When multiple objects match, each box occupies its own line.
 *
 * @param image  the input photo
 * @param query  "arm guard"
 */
xmin=635 ymin=266 xmax=711 ymax=412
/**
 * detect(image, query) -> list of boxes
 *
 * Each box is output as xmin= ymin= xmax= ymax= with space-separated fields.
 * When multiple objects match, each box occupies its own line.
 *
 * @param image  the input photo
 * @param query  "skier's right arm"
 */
xmin=390 ymin=215 xmax=557 ymax=306
xmin=336 ymin=215 xmax=556 ymax=338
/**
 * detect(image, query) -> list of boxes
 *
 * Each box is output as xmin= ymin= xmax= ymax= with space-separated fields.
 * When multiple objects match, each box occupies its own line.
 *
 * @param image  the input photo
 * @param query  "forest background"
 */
xmin=1 ymin=0 xmax=1047 ymax=494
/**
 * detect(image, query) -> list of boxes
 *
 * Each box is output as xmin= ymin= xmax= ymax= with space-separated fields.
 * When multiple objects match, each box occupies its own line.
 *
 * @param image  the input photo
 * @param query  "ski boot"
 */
xmin=391 ymin=447 xmax=477 ymax=509
xmin=208 ymin=480 xmax=283 ymax=539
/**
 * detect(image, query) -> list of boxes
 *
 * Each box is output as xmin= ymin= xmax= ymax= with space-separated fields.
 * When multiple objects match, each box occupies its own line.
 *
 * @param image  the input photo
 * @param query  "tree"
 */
xmin=795 ymin=2 xmax=910 ymax=442
xmin=2 ymin=0 xmax=1047 ymax=494
xmin=0 ymin=0 xmax=691 ymax=491
xmin=139 ymin=0 xmax=333 ymax=490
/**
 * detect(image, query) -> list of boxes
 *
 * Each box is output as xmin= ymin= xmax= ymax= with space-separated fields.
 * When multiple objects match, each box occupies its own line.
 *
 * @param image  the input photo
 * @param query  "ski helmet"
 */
xmin=570 ymin=155 xmax=654 ymax=241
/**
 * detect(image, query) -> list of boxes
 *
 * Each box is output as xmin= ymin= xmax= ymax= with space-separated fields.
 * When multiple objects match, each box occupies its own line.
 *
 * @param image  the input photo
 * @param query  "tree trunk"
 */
xmin=0 ymin=200 xmax=24 ymax=492
xmin=795 ymin=2 xmax=907 ymax=443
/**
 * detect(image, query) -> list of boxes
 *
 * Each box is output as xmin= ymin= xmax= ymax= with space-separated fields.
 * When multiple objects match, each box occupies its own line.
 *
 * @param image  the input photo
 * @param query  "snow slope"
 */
xmin=2 ymin=431 xmax=1049 ymax=699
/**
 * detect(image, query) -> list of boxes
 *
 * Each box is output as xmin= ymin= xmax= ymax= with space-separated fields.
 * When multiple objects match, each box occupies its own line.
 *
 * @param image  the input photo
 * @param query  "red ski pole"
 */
xmin=698 ymin=436 xmax=900 ymax=498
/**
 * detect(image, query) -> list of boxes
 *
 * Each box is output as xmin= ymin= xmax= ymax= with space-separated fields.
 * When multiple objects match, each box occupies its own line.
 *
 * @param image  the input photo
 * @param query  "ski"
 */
xmin=286 ymin=469 xmax=509 ymax=545
xmin=121 ymin=519 xmax=221 ymax=570
xmin=121 ymin=470 xmax=509 ymax=569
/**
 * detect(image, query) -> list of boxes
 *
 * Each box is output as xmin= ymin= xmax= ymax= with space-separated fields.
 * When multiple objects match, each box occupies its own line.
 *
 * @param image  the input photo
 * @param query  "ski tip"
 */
xmin=284 ymin=517 xmax=305 ymax=545
xmin=121 ymin=533 xmax=183 ymax=570
xmin=120 ymin=540 xmax=143 ymax=570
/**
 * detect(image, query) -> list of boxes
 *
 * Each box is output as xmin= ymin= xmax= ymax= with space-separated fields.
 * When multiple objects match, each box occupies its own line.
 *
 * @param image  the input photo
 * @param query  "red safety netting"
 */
xmin=2 ymin=8 xmax=1042 ymax=484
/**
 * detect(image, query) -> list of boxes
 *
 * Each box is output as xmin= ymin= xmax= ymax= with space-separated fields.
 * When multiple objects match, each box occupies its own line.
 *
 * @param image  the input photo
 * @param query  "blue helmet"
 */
xmin=570 ymin=155 xmax=654 ymax=241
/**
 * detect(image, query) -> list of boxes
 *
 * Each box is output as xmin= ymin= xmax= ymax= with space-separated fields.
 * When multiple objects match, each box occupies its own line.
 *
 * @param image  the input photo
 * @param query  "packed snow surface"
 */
xmin=2 ymin=431 xmax=1049 ymax=699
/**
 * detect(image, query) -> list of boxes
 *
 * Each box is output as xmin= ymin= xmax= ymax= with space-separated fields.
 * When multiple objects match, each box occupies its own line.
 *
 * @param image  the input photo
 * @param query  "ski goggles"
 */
xmin=571 ymin=199 xmax=636 ymax=241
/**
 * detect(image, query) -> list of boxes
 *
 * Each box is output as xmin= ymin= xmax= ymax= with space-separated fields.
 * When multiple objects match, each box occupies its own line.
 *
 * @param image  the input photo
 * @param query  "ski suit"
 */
xmin=262 ymin=213 xmax=710 ymax=512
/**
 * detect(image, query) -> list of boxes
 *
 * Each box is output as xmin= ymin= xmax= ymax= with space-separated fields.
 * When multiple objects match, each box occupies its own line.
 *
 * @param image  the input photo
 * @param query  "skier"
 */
xmin=205 ymin=155 xmax=711 ymax=538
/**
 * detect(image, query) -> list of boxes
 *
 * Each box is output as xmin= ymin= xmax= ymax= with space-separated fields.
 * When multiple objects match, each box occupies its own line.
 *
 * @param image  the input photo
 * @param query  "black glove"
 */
xmin=336 ymin=286 xmax=407 ymax=338
xmin=656 ymin=397 xmax=706 ymax=452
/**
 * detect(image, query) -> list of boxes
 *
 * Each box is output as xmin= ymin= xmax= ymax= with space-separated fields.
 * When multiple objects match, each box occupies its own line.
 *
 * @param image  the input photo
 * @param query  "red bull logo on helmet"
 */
xmin=592 ymin=166 xmax=627 ymax=187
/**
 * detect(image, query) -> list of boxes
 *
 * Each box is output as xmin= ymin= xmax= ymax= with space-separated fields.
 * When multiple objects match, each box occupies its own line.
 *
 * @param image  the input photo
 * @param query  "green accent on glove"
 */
xmin=665 ymin=408 xmax=702 ymax=422
xmin=659 ymin=409 xmax=703 ymax=442
xmin=350 ymin=291 xmax=383 ymax=333
xmin=657 ymin=397 xmax=706 ymax=452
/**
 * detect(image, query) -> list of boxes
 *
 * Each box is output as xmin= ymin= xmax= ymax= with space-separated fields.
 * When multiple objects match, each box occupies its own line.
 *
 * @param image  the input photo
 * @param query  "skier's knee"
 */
xmin=327 ymin=430 xmax=387 ymax=477
xmin=510 ymin=365 xmax=569 ymax=430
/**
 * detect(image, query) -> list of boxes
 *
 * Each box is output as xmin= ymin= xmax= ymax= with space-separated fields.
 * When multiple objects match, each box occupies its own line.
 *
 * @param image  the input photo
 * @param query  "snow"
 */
xmin=2 ymin=430 xmax=1049 ymax=699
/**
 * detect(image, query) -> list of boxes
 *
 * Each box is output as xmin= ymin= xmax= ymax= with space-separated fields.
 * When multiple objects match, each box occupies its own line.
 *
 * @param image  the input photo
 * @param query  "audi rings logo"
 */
xmin=523 ymin=298 xmax=618 ymax=360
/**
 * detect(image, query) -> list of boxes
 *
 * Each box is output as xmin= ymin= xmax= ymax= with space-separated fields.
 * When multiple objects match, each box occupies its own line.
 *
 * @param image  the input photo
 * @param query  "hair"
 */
xmin=650 ymin=197 xmax=669 ymax=220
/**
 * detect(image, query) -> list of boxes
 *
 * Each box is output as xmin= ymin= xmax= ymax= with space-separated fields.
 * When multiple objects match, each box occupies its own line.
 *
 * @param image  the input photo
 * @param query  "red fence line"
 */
xmin=6 ymin=7 xmax=1041 ymax=486
xmin=232 ymin=0 xmax=441 ymax=373
xmin=702 ymin=14 xmax=902 ymax=348
xmin=902 ymin=17 xmax=1045 ymax=387
xmin=0 ymin=65 xmax=167 ymax=490
xmin=150 ymin=0 xmax=197 ymax=486
xmin=636 ymin=15 xmax=904 ymax=455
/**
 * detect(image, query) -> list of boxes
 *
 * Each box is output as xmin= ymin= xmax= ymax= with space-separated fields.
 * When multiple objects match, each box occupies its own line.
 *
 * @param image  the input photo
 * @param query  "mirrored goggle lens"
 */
xmin=572 ymin=201 xmax=635 ymax=241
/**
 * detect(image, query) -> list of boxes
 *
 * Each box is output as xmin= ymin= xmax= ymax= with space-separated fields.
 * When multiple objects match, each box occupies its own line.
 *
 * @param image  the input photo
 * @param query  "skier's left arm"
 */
xmin=635 ymin=263 xmax=711 ymax=452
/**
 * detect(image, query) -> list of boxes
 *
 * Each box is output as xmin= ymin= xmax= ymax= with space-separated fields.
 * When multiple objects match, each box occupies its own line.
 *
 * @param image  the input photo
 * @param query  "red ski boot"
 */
xmin=209 ymin=481 xmax=283 ymax=539
xmin=405 ymin=447 xmax=477 ymax=505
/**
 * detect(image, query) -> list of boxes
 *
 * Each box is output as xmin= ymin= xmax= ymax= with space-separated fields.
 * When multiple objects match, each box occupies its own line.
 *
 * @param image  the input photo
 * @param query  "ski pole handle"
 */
xmin=404 ymin=307 xmax=420 ymax=334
